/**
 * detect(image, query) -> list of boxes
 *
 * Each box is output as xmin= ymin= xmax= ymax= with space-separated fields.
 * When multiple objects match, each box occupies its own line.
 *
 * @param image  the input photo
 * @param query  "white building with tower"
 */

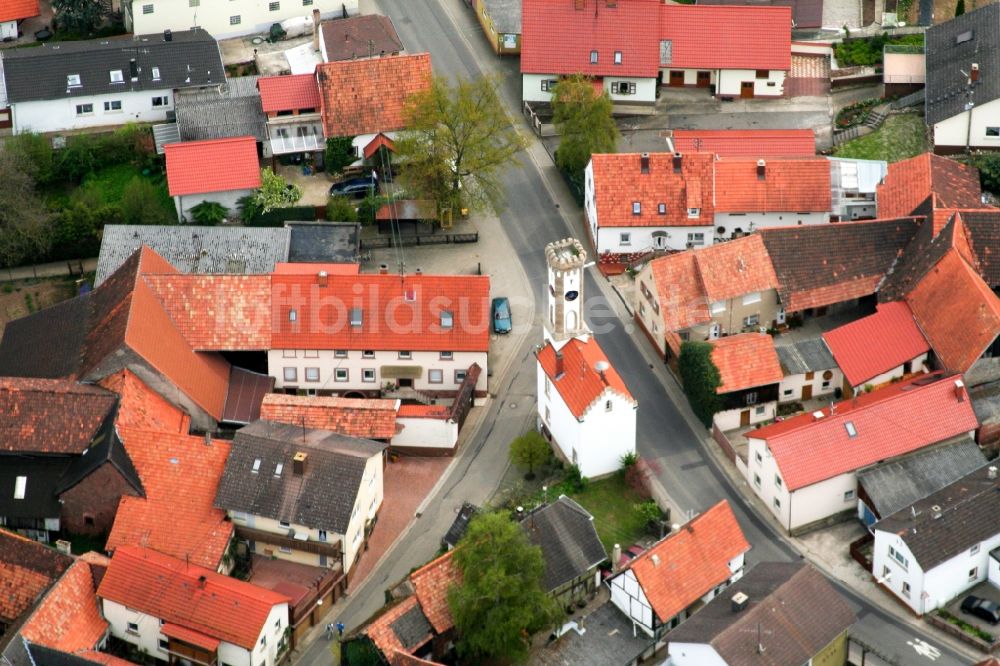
xmin=535 ymin=238 xmax=637 ymax=479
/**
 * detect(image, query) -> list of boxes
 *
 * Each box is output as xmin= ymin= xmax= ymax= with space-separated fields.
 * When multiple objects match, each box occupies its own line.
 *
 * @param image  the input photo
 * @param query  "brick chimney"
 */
xmin=293 ymin=451 xmax=308 ymax=475
xmin=317 ymin=270 xmax=328 ymax=287
xmin=757 ymin=159 xmax=766 ymax=180
xmin=672 ymin=152 xmax=682 ymax=173
xmin=640 ymin=152 xmax=650 ymax=174
xmin=312 ymin=8 xmax=321 ymax=53
xmin=954 ymin=379 xmax=965 ymax=401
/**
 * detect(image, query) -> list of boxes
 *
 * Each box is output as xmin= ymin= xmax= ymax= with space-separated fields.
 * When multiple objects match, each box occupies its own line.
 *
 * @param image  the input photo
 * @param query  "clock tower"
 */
xmin=544 ymin=237 xmax=590 ymax=350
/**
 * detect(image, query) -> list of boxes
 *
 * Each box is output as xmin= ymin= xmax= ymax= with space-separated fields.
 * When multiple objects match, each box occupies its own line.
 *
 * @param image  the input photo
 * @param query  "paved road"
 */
xmin=296 ymin=2 xmax=974 ymax=665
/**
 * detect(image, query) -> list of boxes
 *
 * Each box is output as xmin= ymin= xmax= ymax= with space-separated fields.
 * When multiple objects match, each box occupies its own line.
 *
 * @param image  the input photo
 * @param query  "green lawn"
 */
xmin=566 ymin=474 xmax=651 ymax=553
xmin=833 ymin=113 xmax=930 ymax=162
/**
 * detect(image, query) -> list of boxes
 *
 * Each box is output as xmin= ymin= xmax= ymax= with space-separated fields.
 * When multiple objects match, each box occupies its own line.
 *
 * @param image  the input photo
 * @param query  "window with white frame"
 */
xmin=283 ymin=349 xmax=297 ymax=358
xmin=544 ymin=377 xmax=551 ymax=396
xmin=901 ymin=581 xmax=911 ymax=598
xmin=754 ymin=451 xmax=762 ymax=464
xmin=75 ymin=103 xmax=94 ymax=115
xmin=67 ymin=74 xmax=81 ymax=87
xmin=614 ymin=50 xmax=622 ymax=64
xmin=455 ymin=369 xmax=467 ymax=383
xmin=754 ymin=405 xmax=765 ymax=415
xmin=970 ymin=567 xmax=979 ymax=581
xmin=269 ymin=0 xmax=279 ymax=9
xmin=742 ymin=292 xmax=762 ymax=305
xmin=304 ymin=367 xmax=320 ymax=382
xmin=615 ymin=81 xmax=636 ymax=95
xmin=746 ymin=391 xmax=758 ymax=405
xmin=710 ymin=301 xmax=725 ymax=314
xmin=334 ymin=350 xmax=348 ymax=358
xmin=658 ymin=203 xmax=666 ymax=215
xmin=362 ymin=369 xmax=376 ymax=382
xmin=687 ymin=232 xmax=705 ymax=246
xmin=362 ymin=350 xmax=375 ymax=358
xmin=753 ymin=473 xmax=761 ymax=488
xmin=590 ymin=50 xmax=598 ymax=64
xmin=620 ymin=232 xmax=631 ymax=245
xmin=440 ymin=351 xmax=453 ymax=360
xmin=152 ymin=96 xmax=169 ymax=107
xmin=283 ymin=367 xmax=297 ymax=382
xmin=335 ymin=368 xmax=348 ymax=382
xmin=988 ymin=127 xmax=1000 ymax=137
xmin=888 ymin=545 xmax=908 ymax=570
xmin=318 ymin=530 xmax=327 ymax=542
xmin=605 ymin=400 xmax=613 ymax=411
xmin=844 ymin=490 xmax=855 ymax=501
xmin=104 ymin=100 xmax=122 ymax=112
xmin=541 ymin=79 xmax=558 ymax=92
xmin=151 ymin=67 xmax=161 ymax=80
xmin=303 ymin=0 xmax=313 ymax=4
xmin=158 ymin=639 xmax=168 ymax=651
xmin=774 ymin=474 xmax=782 ymax=488
xmin=399 ymin=351 xmax=412 ymax=360
xmin=110 ymin=70 xmax=123 ymax=83
xmin=743 ymin=314 xmax=760 ymax=328
xmin=972 ymin=544 xmax=981 ymax=555
xmin=304 ymin=349 xmax=319 ymax=358
xmin=687 ymin=208 xmax=700 ymax=218
xmin=428 ymin=369 xmax=443 ymax=383
xmin=632 ymin=202 xmax=641 ymax=215
xmin=773 ymin=497 xmax=781 ymax=509
xmin=127 ymin=622 xmax=139 ymax=634
xmin=279 ymin=520 xmax=290 ymax=528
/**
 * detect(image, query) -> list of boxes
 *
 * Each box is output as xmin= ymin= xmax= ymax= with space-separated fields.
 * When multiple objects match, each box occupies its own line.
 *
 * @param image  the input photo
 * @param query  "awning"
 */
xmin=161 ymin=623 xmax=221 ymax=652
xmin=380 ymin=365 xmax=423 ymax=379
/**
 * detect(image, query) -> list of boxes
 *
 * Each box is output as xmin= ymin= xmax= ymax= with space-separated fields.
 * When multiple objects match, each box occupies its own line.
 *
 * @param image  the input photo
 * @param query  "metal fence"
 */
xmin=360 ymin=232 xmax=478 ymax=249
xmin=889 ymin=88 xmax=925 ymax=110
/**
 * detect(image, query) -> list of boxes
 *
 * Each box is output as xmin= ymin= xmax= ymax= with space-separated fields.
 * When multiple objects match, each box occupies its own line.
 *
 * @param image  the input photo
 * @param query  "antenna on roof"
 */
xmin=301 ymin=416 xmax=306 ymax=443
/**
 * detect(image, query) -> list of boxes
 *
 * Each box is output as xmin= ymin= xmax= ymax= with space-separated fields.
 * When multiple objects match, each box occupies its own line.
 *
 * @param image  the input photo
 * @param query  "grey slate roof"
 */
xmin=2 ymin=29 xmax=225 ymax=104
xmin=532 ymin=600 xmax=650 ymax=666
xmin=95 ymin=225 xmax=292 ymax=286
xmin=873 ymin=462 xmax=1000 ymax=570
xmin=0 ymin=296 xmax=89 ymax=378
xmin=971 ymin=379 xmax=1000 ymax=425
xmin=856 ymin=438 xmax=985 ymax=518
xmin=519 ymin=497 xmax=606 ymax=593
xmin=215 ymin=420 xmax=387 ymax=534
xmin=774 ymin=337 xmax=837 ymax=376
xmin=389 ymin=602 xmax=433 ymax=650
xmin=666 ymin=562 xmax=855 ymax=665
xmin=481 ymin=0 xmax=522 ymax=33
xmin=176 ymin=75 xmax=267 ymax=142
xmin=925 ymin=3 xmax=1000 ymax=125
xmin=286 ymin=222 xmax=361 ymax=263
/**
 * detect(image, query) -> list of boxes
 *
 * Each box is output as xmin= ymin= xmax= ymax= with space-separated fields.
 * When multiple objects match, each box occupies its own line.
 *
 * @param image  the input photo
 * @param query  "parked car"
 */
xmin=329 ymin=175 xmax=377 ymax=198
xmin=491 ymin=297 xmax=511 ymax=334
xmin=961 ymin=595 xmax=1000 ymax=624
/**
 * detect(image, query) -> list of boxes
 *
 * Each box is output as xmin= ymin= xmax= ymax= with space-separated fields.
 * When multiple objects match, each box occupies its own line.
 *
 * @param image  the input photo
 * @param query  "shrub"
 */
xmin=121 ymin=177 xmax=174 ymax=225
xmin=326 ymin=195 xmax=358 ymax=222
xmin=509 ymin=431 xmax=551 ymax=480
xmin=633 ymin=499 xmax=662 ymax=531
xmin=189 ymin=201 xmax=228 ymax=225
xmin=619 ymin=451 xmax=638 ymax=469
xmin=325 ymin=136 xmax=357 ymax=174
xmin=563 ymin=464 xmax=588 ymax=493
xmin=678 ymin=341 xmax=722 ymax=427
xmin=356 ymin=193 xmax=385 ymax=226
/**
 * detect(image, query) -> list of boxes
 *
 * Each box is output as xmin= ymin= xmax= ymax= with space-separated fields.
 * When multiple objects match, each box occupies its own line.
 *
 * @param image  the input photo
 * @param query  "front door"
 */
xmin=696 ymin=71 xmax=711 ymax=88
xmin=740 ymin=410 xmax=751 ymax=427
xmin=399 ymin=378 xmax=413 ymax=388
xmin=653 ymin=233 xmax=668 ymax=250
xmin=740 ymin=81 xmax=754 ymax=98
xmin=669 ymin=70 xmax=684 ymax=87
xmin=802 ymin=384 xmax=813 ymax=400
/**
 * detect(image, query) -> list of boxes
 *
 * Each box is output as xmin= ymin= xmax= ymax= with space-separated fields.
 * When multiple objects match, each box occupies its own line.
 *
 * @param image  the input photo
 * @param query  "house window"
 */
xmin=304 ymin=367 xmax=320 ymax=382
xmin=620 ymin=232 xmax=631 ymax=245
xmin=987 ymin=127 xmax=1000 ymax=137
xmin=845 ymin=422 xmax=857 ymax=437
xmin=687 ymin=208 xmax=701 ymax=218
xmin=541 ymin=79 xmax=558 ymax=92
xmin=888 ymin=546 xmax=909 ymax=570
xmin=615 ymin=81 xmax=636 ymax=95
xmin=754 ymin=451 xmax=762 ymax=464
xmin=189 ymin=0 xmax=198 ymax=5
xmin=743 ymin=314 xmax=760 ymax=327
xmin=318 ymin=530 xmax=327 ymax=542
xmin=590 ymin=50 xmax=598 ymax=64
xmin=605 ymin=400 xmax=613 ymax=412
xmin=428 ymin=369 xmax=443 ymax=384
xmin=104 ymin=100 xmax=122 ymax=112
xmin=440 ymin=351 xmax=453 ymax=360
xmin=142 ymin=3 xmax=153 ymax=13
xmin=773 ymin=497 xmax=781 ymax=509
xmin=440 ymin=311 xmax=454 ymax=329
xmin=658 ymin=203 xmax=666 ymax=215
xmin=334 ymin=350 xmax=348 ymax=358
xmin=230 ymin=15 xmax=241 ymax=24
xmin=455 ymin=370 xmax=467 ymax=383
xmin=822 ymin=381 xmax=831 ymax=389
xmin=774 ymin=474 xmax=782 ymax=488
xmin=753 ymin=473 xmax=761 ymax=488
xmin=970 ymin=567 xmax=979 ymax=581
xmin=110 ymin=70 xmax=123 ymax=83
xmin=269 ymin=0 xmax=279 ymax=9
xmin=84 ymin=514 xmax=95 ymax=526
xmin=283 ymin=350 xmax=297 ymax=358
xmin=755 ymin=70 xmax=768 ymax=79
xmin=844 ymin=490 xmax=855 ymax=502
xmin=687 ymin=232 xmax=705 ymax=246
xmin=252 ymin=459 xmax=261 ymax=474
xmin=710 ymin=301 xmax=725 ymax=314
xmin=754 ymin=405 xmax=765 ymax=415
xmin=399 ymin=351 xmax=412 ymax=360
xmin=127 ymin=622 xmax=139 ymax=634
xmin=544 ymin=377 xmax=551 ymax=397
xmin=783 ymin=389 xmax=793 ymax=396
xmin=13 ymin=476 xmax=26 ymax=500
xmin=283 ymin=367 xmax=297 ymax=382
xmin=742 ymin=292 xmax=762 ymax=305
xmin=639 ymin=302 xmax=646 ymax=316
xmin=335 ymin=368 xmax=348 ymax=382
xmin=746 ymin=391 xmax=758 ymax=406
xmin=67 ymin=74 xmax=81 ymax=87
xmin=362 ymin=369 xmax=375 ymax=382
xmin=158 ymin=639 xmax=168 ymax=651
xmin=75 ymin=103 xmax=94 ymax=116
xmin=614 ymin=51 xmax=622 ymax=64
xmin=152 ymin=96 xmax=169 ymax=107
xmin=632 ymin=202 xmax=641 ymax=215
xmin=901 ymin=582 xmax=911 ymax=598
xmin=151 ymin=67 xmax=161 ymax=80
xmin=362 ymin=350 xmax=375 ymax=359
xmin=972 ymin=544 xmax=981 ymax=555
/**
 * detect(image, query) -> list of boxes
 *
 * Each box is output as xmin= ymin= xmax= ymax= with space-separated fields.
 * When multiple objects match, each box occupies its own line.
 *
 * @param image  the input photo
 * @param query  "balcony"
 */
xmin=234 ymin=524 xmax=343 ymax=561
xmin=267 ymin=119 xmax=324 ymax=155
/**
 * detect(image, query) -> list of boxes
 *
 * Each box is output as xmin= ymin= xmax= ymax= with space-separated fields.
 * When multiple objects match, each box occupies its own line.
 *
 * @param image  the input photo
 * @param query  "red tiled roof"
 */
xmin=536 ymin=337 xmax=636 ymax=419
xmin=822 ymin=302 xmax=929 ymax=386
xmin=713 ymin=157 xmax=831 ymax=213
xmin=659 ymin=5 xmax=792 ymax=71
xmin=0 ymin=378 xmax=117 ymax=454
xmin=366 ymin=596 xmax=430 ymax=658
xmin=0 ymin=528 xmax=71 ymax=623
xmin=20 ymin=561 xmax=107 ymax=653
xmin=0 ymin=562 xmax=54 ymax=623
xmin=749 ymin=373 xmax=978 ymax=490
xmin=270 ymin=273 xmax=490 ymax=352
xmin=711 ymin=333 xmax=784 ymax=393
xmin=105 ymin=428 xmax=233 ymax=570
xmin=165 ymin=137 xmax=261 ymax=197
xmin=76 ymin=652 xmax=136 ymax=666
xmin=907 ymin=249 xmax=1000 ymax=374
xmin=320 ymin=14 xmax=403 ymax=62
xmin=397 ymin=404 xmax=450 ymax=418
xmin=0 ymin=0 xmax=39 ymax=22
xmin=626 ymin=500 xmax=750 ymax=623
xmin=161 ymin=623 xmax=222 ymax=652
xmin=363 ymin=133 xmax=396 ymax=159
xmin=99 ymin=371 xmax=189 ymax=434
xmin=272 ymin=262 xmax=359 ymax=275
xmin=410 ymin=550 xmax=461 ymax=634
xmin=257 ymin=74 xmax=321 ymax=113
xmin=648 ymin=252 xmax=711 ymax=332
xmin=521 ymin=0 xmax=661 ymax=77
xmin=260 ymin=394 xmax=400 ymax=439
xmin=695 ymin=234 xmax=778 ymax=302
xmin=97 ymin=546 xmax=289 ymax=651
xmin=590 ymin=152 xmax=715 ymax=228
xmin=671 ymin=130 xmax=815 ymax=158
xmin=316 ymin=53 xmax=432 ymax=137
xmin=876 ymin=153 xmax=985 ymax=223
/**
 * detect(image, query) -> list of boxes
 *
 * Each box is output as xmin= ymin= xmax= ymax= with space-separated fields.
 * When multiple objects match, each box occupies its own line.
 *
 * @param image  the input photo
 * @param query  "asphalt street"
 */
xmin=296 ymin=2 xmax=975 ymax=664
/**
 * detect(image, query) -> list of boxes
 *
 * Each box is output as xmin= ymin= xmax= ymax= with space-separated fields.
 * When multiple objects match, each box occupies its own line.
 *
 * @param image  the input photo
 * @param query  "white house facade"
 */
xmin=778 ymin=368 xmax=842 ymax=404
xmin=522 ymin=73 xmax=657 ymax=105
xmin=11 ymin=90 xmax=175 ymax=134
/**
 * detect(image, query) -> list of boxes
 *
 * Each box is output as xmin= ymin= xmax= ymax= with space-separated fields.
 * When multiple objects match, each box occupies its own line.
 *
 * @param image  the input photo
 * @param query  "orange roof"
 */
xmin=317 ymin=53 xmax=432 ymax=137
xmin=0 ymin=562 xmax=54 ymax=623
xmin=0 ymin=528 xmax=71 ymax=623
xmin=257 ymin=74 xmax=321 ymax=113
xmin=590 ymin=152 xmax=715 ymax=228
xmin=97 ymin=546 xmax=289 ymax=651
xmin=0 ymin=0 xmax=39 ymax=22
xmin=410 ymin=550 xmax=461 ymax=634
xmin=397 ymin=404 xmax=450 ymax=418
xmin=648 ymin=252 xmax=711 ymax=332
xmin=77 ymin=651 xmax=136 ymax=666
xmin=659 ymin=5 xmax=792 ymax=71
xmin=271 ymin=273 xmax=490 ymax=352
xmin=165 ymin=137 xmax=261 ymax=197
xmin=694 ymin=234 xmax=778 ymax=303
xmin=907 ymin=249 xmax=1000 ymax=374
xmin=625 ymin=500 xmax=750 ymax=623
xmin=272 ymin=262 xmax=359 ymax=275
xmin=161 ymin=623 xmax=222 ymax=651
xmin=99 ymin=370 xmax=189 ymax=434
xmin=536 ymin=337 xmax=636 ymax=419
xmin=876 ymin=153 xmax=985 ymax=223
xmin=671 ymin=130 xmax=815 ymax=158
xmin=0 ymin=378 xmax=117 ymax=454
xmin=363 ymin=133 xmax=396 ymax=159
xmin=260 ymin=394 xmax=400 ymax=439
xmin=366 ymin=596 xmax=431 ymax=658
xmin=20 ymin=561 xmax=107 ymax=653
xmin=713 ymin=157 xmax=831 ymax=213
xmin=711 ymin=333 xmax=783 ymax=393
xmin=105 ymin=427 xmax=233 ymax=570
xmin=822 ymin=302 xmax=929 ymax=386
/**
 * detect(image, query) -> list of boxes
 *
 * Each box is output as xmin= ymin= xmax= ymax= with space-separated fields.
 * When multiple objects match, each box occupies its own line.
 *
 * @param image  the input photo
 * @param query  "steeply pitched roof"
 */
xmin=520 ymin=497 xmax=606 ymax=593
xmin=694 ymin=234 xmax=778 ymax=302
xmin=99 ymin=370 xmax=189 ymax=434
xmin=659 ymin=5 xmax=792 ymax=71
xmin=856 ymin=438 xmax=986 ymax=518
xmin=822 ymin=301 xmax=929 ymax=386
xmin=536 ymin=337 xmax=636 ymax=419
xmin=774 ymin=338 xmax=837 ymax=375
xmin=0 ymin=379 xmax=117 ymax=454
xmin=666 ymin=562 xmax=855 ymax=664
xmin=713 ymin=157 xmax=831 ymax=213
xmin=366 ymin=596 xmax=431 ymax=658
xmin=19 ymin=561 xmax=108 ymax=654
xmin=2 ymin=29 xmax=224 ymax=103
xmin=0 ymin=528 xmax=72 ymax=623
xmin=215 ymin=420 xmax=386 ymax=534
xmin=165 ymin=136 xmax=261 ymax=197
xmin=670 ymin=129 xmax=815 ymax=158
xmin=316 ymin=53 xmax=432 ymax=137
xmin=748 ymin=373 xmax=978 ymax=490
xmin=320 ymin=15 xmax=404 ymax=62
xmin=877 ymin=213 xmax=976 ymax=302
xmin=711 ymin=333 xmax=784 ymax=393
xmin=260 ymin=394 xmax=400 ymax=439
xmin=647 ymin=250 xmax=710 ymax=332
xmin=875 ymin=153 xmax=984 ymax=221
xmin=622 ymin=500 xmax=750 ymax=624
xmin=925 ymin=4 xmax=1000 ymax=125
xmin=257 ymin=74 xmax=321 ymax=113
xmin=589 ymin=152 xmax=715 ymax=228
xmin=105 ymin=428 xmax=233 ymax=570
xmin=0 ymin=0 xmax=38 ymax=22
xmin=874 ymin=462 xmax=1000 ymax=570
xmin=410 ymin=550 xmax=460 ymax=634
xmin=97 ymin=546 xmax=289 ymax=650
xmin=961 ymin=210 xmax=1000 ymax=288
xmin=0 ymin=296 xmax=91 ymax=379
xmin=520 ymin=0 xmax=661 ymax=77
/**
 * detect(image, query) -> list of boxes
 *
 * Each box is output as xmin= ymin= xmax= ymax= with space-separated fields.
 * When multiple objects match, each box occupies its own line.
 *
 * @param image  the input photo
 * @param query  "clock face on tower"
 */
xmin=565 ymin=290 xmax=579 ymax=301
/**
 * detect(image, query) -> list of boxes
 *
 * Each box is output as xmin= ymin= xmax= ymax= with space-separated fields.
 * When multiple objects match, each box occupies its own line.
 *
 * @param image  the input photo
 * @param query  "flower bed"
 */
xmin=836 ymin=99 xmax=881 ymax=129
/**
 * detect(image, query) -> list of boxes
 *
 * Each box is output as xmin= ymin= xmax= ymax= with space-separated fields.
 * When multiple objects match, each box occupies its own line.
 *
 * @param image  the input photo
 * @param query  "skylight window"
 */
xmin=67 ymin=74 xmax=82 ymax=87
xmin=441 ymin=311 xmax=454 ymax=329
xmin=350 ymin=307 xmax=363 ymax=327
xmin=956 ymin=30 xmax=974 ymax=45
xmin=252 ymin=458 xmax=262 ymax=473
xmin=110 ymin=70 xmax=123 ymax=83
xmin=151 ymin=66 xmax=161 ymax=80
xmin=14 ymin=476 xmax=26 ymax=500
xmin=404 ymin=288 xmax=416 ymax=302
xmin=845 ymin=422 xmax=857 ymax=438
xmin=274 ymin=463 xmax=283 ymax=477
xmin=288 ymin=308 xmax=297 ymax=322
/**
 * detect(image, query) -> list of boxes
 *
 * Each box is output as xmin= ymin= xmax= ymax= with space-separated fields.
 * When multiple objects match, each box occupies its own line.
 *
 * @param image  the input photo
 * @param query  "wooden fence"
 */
xmin=360 ymin=232 xmax=478 ymax=250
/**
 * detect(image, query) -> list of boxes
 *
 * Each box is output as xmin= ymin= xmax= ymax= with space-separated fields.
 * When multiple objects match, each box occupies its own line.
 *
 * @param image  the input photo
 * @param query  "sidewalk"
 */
xmin=0 ymin=257 xmax=97 ymax=282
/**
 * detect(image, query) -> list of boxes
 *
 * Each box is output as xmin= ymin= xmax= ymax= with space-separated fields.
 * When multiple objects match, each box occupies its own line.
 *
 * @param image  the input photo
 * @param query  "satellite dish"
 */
xmin=594 ymin=361 xmax=610 ymax=373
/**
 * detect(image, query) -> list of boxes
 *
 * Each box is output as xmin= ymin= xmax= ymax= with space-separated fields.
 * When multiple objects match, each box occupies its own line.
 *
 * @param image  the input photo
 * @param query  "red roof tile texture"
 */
xmin=671 ymin=130 xmax=815 ymax=158
xmin=20 ymin=561 xmax=108 ymax=653
xmin=711 ymin=333 xmax=784 ymax=393
xmin=695 ymin=234 xmax=778 ymax=302
xmin=97 ymin=546 xmax=289 ymax=650
xmin=410 ymin=550 xmax=461 ymax=634
xmin=521 ymin=0 xmax=661 ymax=77
xmin=876 ymin=153 xmax=985 ymax=222
xmin=99 ymin=370 xmax=189 ymax=434
xmin=659 ymin=5 xmax=792 ymax=71
xmin=0 ymin=378 xmax=117 ymax=454
xmin=165 ymin=137 xmax=261 ymax=197
xmin=0 ymin=528 xmax=72 ymax=623
xmin=257 ymin=74 xmax=321 ymax=113
xmin=0 ymin=562 xmax=54 ymax=623
xmin=713 ymin=157 xmax=830 ymax=213
xmin=590 ymin=152 xmax=715 ymax=228
xmin=161 ymin=623 xmax=222 ymax=651
xmin=105 ymin=428 xmax=233 ymax=570
xmin=270 ymin=273 xmax=490 ymax=352
xmin=626 ymin=500 xmax=750 ymax=623
xmin=272 ymin=262 xmax=359 ymax=275
xmin=316 ymin=53 xmax=432 ymax=137
xmin=648 ymin=252 xmax=710 ymax=332
xmin=748 ymin=373 xmax=977 ymax=490
xmin=366 ymin=596 xmax=429 ymax=658
xmin=822 ymin=302 xmax=929 ymax=387
xmin=536 ymin=337 xmax=636 ymax=419
xmin=0 ymin=0 xmax=39 ymax=22
xmin=260 ymin=394 xmax=399 ymax=439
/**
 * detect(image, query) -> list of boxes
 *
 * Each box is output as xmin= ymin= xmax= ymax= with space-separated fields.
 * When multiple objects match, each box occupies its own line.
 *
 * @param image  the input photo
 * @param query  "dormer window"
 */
xmin=274 ymin=463 xmax=283 ymax=477
xmin=151 ymin=66 xmax=161 ymax=80
xmin=110 ymin=70 xmax=123 ymax=83
xmin=687 ymin=207 xmax=700 ymax=218
xmin=441 ymin=311 xmax=454 ymax=329
xmin=67 ymin=74 xmax=81 ymax=87
xmin=590 ymin=50 xmax=598 ymax=64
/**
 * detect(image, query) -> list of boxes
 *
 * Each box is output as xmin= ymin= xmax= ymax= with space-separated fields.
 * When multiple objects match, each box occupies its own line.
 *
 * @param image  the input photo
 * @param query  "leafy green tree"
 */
xmin=509 ymin=431 xmax=551 ymax=480
xmin=449 ymin=512 xmax=560 ymax=662
xmin=551 ymin=74 xmax=618 ymax=184
xmin=120 ymin=178 xmax=174 ymax=225
xmin=356 ymin=192 xmax=385 ymax=226
xmin=633 ymin=499 xmax=663 ymax=532
xmin=52 ymin=0 xmax=104 ymax=37
xmin=974 ymin=153 xmax=1000 ymax=195
xmin=678 ymin=341 xmax=722 ymax=427
xmin=325 ymin=137 xmax=357 ymax=174
xmin=6 ymin=133 xmax=57 ymax=186
xmin=396 ymin=74 xmax=527 ymax=215
xmin=326 ymin=195 xmax=358 ymax=222
xmin=253 ymin=168 xmax=302 ymax=214
xmin=189 ymin=201 xmax=228 ymax=225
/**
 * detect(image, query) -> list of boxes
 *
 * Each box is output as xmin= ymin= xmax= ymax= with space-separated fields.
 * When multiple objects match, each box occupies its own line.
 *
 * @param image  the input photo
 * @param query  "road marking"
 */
xmin=906 ymin=638 xmax=941 ymax=660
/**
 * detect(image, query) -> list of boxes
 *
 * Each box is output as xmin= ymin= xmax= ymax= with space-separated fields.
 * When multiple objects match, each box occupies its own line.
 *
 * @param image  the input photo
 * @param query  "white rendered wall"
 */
xmin=12 ymin=90 xmax=176 ymax=134
xmin=666 ymin=643 xmax=727 ymax=666
xmin=713 ymin=400 xmax=775 ymax=432
xmin=127 ymin=0 xmax=357 ymax=40
xmin=716 ymin=69 xmax=786 ymax=97
xmin=713 ymin=212 xmax=829 ymax=239
xmin=391 ymin=416 xmax=458 ymax=450
xmin=608 ymin=569 xmax=655 ymax=637
xmin=175 ymin=188 xmax=255 ymax=222
xmin=778 ymin=368 xmax=843 ymax=403
xmin=933 ymin=98 xmax=1000 ymax=150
